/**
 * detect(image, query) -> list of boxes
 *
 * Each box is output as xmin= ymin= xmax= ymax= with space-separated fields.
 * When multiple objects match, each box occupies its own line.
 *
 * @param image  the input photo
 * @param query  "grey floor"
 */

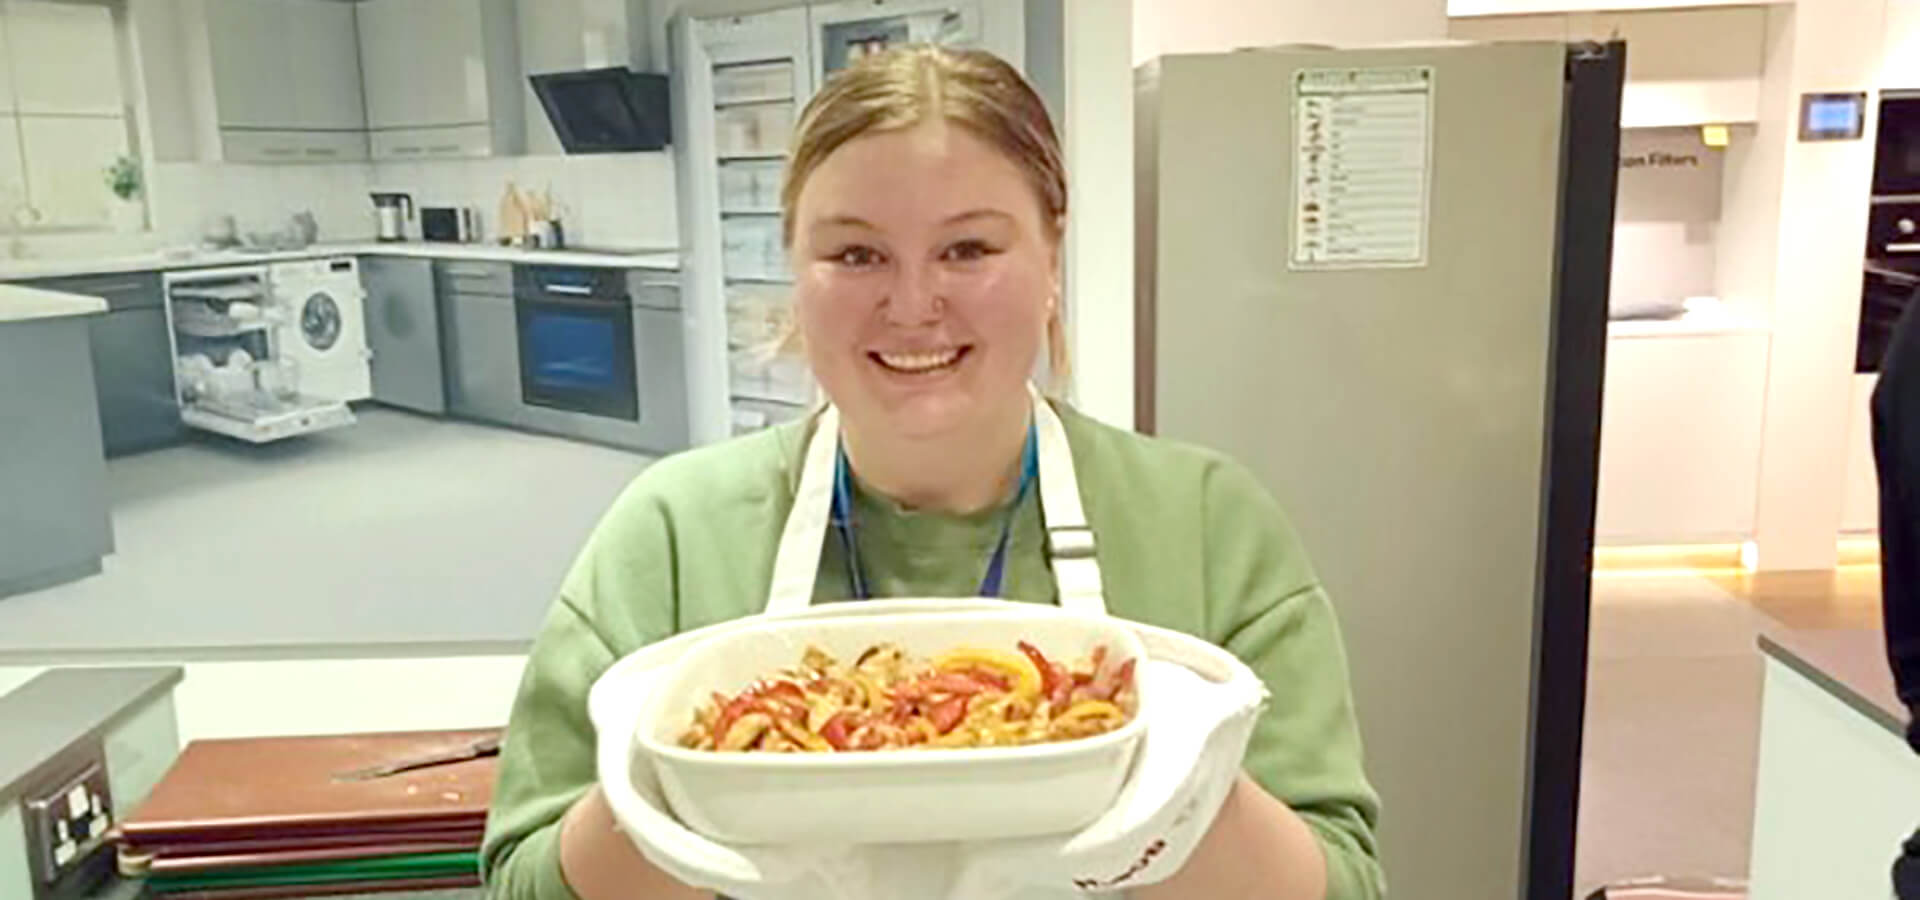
xmin=1575 ymin=573 xmax=1768 ymax=896
xmin=0 ymin=407 xmax=653 ymax=659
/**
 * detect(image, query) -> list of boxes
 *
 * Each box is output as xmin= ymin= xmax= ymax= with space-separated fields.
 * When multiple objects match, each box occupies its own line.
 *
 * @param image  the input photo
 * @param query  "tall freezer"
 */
xmin=669 ymin=0 xmax=1032 ymax=446
xmin=1135 ymin=42 xmax=1624 ymax=899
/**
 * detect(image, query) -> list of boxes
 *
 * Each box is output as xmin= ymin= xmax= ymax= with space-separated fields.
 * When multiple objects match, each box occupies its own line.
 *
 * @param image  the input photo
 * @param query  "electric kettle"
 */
xmin=370 ymin=192 xmax=413 ymax=242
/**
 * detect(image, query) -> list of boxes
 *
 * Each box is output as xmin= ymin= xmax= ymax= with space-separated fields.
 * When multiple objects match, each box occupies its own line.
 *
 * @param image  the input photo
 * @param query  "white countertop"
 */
xmin=0 ymin=283 xmax=108 ymax=322
xmin=1608 ymin=297 xmax=1772 ymax=339
xmin=0 ymin=242 xmax=682 ymax=281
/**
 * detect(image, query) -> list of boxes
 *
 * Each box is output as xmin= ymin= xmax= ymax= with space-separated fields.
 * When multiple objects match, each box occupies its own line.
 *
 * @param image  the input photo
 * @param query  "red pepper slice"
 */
xmin=758 ymin=680 xmax=805 ymax=702
xmin=965 ymin=667 xmax=1012 ymax=692
xmin=712 ymin=693 xmax=764 ymax=747
xmin=928 ymin=696 xmax=968 ymax=734
xmin=820 ymin=711 xmax=859 ymax=751
xmin=921 ymin=672 xmax=989 ymax=696
xmin=1018 ymin=642 xmax=1060 ymax=697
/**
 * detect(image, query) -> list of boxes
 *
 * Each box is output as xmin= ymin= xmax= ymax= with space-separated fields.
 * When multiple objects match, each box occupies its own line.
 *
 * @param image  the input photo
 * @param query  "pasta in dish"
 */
xmin=679 ymin=641 xmax=1139 ymax=753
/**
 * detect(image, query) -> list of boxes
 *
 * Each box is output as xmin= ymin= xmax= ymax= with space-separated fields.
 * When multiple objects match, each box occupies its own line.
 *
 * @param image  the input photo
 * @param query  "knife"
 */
xmin=332 ymin=735 xmax=503 ymax=782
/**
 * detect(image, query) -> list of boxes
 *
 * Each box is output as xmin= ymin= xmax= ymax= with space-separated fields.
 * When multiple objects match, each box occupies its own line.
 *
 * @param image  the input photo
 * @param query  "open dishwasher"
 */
xmin=163 ymin=265 xmax=355 ymax=442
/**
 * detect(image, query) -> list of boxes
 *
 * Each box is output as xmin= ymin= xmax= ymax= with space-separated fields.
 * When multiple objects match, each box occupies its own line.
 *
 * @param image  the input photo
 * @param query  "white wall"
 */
xmin=1061 ymin=0 xmax=1134 ymax=428
xmin=1134 ymin=0 xmax=1448 ymax=64
xmin=1742 ymin=2 xmax=1883 ymax=571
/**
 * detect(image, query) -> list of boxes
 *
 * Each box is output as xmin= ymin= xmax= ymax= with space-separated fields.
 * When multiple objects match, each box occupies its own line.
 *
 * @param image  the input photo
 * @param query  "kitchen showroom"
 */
xmin=3 ymin=1 xmax=1913 ymax=900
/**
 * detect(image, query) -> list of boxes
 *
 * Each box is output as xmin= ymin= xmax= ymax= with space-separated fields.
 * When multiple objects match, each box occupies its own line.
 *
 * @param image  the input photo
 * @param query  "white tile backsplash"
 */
xmin=2 ymin=149 xmax=679 ymax=262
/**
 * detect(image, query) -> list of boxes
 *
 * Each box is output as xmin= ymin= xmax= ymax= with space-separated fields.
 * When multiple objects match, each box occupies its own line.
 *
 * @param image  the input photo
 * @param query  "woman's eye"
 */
xmin=831 ymin=246 xmax=883 ymax=267
xmin=942 ymin=240 xmax=996 ymax=262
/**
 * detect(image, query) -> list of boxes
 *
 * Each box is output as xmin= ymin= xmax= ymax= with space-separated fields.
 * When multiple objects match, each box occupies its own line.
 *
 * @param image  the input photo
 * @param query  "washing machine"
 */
xmin=270 ymin=256 xmax=371 ymax=402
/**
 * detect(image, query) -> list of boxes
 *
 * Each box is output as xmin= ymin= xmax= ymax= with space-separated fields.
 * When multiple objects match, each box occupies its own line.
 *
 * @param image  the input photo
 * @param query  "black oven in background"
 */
xmin=1862 ymin=91 xmax=1920 ymax=372
xmin=513 ymin=265 xmax=639 ymax=421
xmin=1878 ymin=92 xmax=1920 ymax=198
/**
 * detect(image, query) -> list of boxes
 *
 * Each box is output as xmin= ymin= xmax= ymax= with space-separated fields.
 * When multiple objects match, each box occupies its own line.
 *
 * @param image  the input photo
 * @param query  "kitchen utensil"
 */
xmin=370 ymin=192 xmax=414 ymax=242
xmin=202 ymin=215 xmax=239 ymax=249
xmin=498 ymin=183 xmax=528 ymax=244
xmin=290 ymin=211 xmax=318 ymax=247
xmin=332 ymin=735 xmax=503 ymax=782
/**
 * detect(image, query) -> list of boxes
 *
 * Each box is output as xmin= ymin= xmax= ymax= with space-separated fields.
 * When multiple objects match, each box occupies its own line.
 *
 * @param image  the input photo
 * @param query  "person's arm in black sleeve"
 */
xmin=1872 ymin=284 xmax=1920 ymax=752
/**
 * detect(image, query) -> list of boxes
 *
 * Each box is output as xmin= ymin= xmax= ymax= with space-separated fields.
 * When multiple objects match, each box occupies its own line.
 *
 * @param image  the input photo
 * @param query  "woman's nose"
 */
xmin=882 ymin=263 xmax=944 ymax=323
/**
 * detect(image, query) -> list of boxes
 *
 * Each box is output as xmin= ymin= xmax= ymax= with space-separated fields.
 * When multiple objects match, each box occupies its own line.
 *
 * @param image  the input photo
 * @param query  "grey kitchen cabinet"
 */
xmin=356 ymin=0 xmax=522 ymax=159
xmin=197 ymin=0 xmax=370 ymax=161
xmin=435 ymin=261 xmax=520 ymax=424
xmin=361 ymin=256 xmax=446 ymax=415
xmin=18 ymin=272 xmax=181 ymax=457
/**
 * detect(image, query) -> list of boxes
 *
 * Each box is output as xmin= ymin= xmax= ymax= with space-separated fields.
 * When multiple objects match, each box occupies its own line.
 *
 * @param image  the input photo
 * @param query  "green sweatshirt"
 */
xmin=480 ymin=401 xmax=1385 ymax=899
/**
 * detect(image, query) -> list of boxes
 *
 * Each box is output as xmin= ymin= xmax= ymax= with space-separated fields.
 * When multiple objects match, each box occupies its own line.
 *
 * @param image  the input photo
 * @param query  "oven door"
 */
xmin=515 ymin=294 xmax=639 ymax=421
xmin=1876 ymin=93 xmax=1920 ymax=196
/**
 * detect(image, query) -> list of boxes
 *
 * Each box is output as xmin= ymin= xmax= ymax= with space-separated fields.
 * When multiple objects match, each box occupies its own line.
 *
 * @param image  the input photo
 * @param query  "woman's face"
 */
xmin=790 ymin=120 xmax=1057 ymax=443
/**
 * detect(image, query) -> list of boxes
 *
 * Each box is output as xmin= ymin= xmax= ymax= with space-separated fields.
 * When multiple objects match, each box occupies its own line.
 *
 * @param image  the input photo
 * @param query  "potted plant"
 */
xmin=104 ymin=154 xmax=144 ymax=231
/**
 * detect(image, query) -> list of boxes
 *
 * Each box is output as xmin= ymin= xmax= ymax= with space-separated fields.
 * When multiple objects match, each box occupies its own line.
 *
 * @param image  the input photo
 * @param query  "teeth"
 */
xmin=876 ymin=348 xmax=962 ymax=372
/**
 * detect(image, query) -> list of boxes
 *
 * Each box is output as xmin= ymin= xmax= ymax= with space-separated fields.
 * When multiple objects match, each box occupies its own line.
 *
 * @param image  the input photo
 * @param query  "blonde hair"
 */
xmin=777 ymin=44 xmax=1070 ymax=383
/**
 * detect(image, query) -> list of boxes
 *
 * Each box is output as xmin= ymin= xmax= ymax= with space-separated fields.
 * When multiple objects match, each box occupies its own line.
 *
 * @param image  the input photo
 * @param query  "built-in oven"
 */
xmin=1860 ymin=199 xmax=1920 ymax=372
xmin=513 ymin=265 xmax=638 ymax=421
xmin=1877 ymin=91 xmax=1920 ymax=197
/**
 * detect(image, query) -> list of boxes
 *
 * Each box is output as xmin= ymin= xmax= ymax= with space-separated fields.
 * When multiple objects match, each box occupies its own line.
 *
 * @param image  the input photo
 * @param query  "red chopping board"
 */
xmin=118 ymin=728 xmax=502 ymax=848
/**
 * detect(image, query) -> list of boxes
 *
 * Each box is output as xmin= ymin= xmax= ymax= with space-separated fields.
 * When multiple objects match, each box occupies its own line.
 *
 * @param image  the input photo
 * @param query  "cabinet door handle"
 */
xmin=392 ymin=145 xmax=423 ymax=155
xmin=263 ymin=146 xmax=296 ymax=157
xmin=305 ymin=147 xmax=337 ymax=157
xmin=429 ymin=144 xmax=464 ymax=154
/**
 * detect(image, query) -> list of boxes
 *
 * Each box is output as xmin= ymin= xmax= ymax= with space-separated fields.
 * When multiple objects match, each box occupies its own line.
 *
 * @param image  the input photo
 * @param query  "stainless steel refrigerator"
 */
xmin=1135 ymin=41 xmax=1624 ymax=900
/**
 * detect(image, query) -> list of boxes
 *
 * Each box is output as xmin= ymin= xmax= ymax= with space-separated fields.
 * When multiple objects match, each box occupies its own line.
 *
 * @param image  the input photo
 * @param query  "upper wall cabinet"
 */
xmin=1449 ymin=7 xmax=1769 ymax=127
xmin=1449 ymin=0 xmax=1788 ymax=16
xmin=134 ymin=0 xmax=373 ymax=163
xmin=205 ymin=0 xmax=366 ymax=132
xmin=356 ymin=0 xmax=524 ymax=159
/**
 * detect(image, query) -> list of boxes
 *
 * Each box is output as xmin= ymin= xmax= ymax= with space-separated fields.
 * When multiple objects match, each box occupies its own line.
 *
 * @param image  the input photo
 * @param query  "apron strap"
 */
xmin=762 ymin=388 xmax=1108 ymax=616
xmin=1032 ymin=387 xmax=1106 ymax=615
xmin=765 ymin=405 xmax=841 ymax=616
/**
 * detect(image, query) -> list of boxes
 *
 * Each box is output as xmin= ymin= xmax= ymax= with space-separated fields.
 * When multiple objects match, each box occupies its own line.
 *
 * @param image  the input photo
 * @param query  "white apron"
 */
xmin=589 ymin=390 xmax=1270 ymax=900
xmin=763 ymin=386 xmax=1104 ymax=617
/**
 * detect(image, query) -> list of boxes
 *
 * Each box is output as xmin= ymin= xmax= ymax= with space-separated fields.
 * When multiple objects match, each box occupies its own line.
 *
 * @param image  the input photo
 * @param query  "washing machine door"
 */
xmin=300 ymin=291 xmax=343 ymax=352
xmin=288 ymin=286 xmax=372 ymax=402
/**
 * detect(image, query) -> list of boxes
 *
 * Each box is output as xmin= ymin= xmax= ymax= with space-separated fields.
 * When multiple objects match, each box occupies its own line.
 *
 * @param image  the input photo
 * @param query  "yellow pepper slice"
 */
xmin=1054 ymin=700 xmax=1124 ymax=725
xmin=933 ymin=647 xmax=1042 ymax=699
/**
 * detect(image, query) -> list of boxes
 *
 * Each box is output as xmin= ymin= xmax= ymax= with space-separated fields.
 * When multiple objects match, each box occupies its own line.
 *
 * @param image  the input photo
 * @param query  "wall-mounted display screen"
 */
xmin=1801 ymin=92 xmax=1867 ymax=141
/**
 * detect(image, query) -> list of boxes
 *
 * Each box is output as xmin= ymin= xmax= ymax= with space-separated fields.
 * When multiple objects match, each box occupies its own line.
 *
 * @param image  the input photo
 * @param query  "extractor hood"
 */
xmin=529 ymin=68 xmax=672 ymax=154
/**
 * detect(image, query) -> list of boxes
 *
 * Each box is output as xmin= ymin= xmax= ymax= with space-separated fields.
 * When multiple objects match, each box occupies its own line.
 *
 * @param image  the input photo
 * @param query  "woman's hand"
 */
xmin=557 ymin=785 xmax=713 ymax=900
xmin=1133 ymin=774 xmax=1330 ymax=900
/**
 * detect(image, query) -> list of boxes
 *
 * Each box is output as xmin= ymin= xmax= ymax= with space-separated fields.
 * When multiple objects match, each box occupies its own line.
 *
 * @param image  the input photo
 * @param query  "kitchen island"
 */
xmin=1748 ymin=618 xmax=1919 ymax=899
xmin=0 ymin=285 xmax=113 ymax=599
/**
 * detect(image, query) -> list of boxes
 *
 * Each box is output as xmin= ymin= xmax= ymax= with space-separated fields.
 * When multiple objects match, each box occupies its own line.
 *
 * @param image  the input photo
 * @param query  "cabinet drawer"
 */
xmin=221 ymin=129 xmax=370 ymax=164
xmin=371 ymin=123 xmax=493 ymax=160
xmin=28 ymin=272 xmax=162 ymax=311
xmin=434 ymin=260 xmax=512 ymax=297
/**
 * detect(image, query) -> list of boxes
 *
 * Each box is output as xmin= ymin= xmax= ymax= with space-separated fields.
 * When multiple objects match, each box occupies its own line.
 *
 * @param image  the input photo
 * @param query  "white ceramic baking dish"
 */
xmin=633 ymin=605 xmax=1149 ymax=846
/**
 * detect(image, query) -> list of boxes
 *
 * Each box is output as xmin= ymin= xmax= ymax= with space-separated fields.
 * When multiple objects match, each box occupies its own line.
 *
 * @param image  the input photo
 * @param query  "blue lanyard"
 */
xmin=830 ymin=426 xmax=1039 ymax=600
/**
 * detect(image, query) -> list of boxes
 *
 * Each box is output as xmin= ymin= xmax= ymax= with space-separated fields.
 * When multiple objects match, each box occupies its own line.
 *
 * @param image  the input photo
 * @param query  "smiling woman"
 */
xmin=482 ymin=44 xmax=1384 ymax=900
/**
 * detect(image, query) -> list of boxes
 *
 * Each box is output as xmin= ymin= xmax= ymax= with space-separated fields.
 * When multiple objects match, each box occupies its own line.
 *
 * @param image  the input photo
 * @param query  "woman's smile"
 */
xmin=870 ymin=345 xmax=972 ymax=376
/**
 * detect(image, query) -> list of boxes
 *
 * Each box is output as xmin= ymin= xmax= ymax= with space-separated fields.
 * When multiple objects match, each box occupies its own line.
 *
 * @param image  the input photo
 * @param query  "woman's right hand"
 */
xmin=558 ymin=785 xmax=714 ymax=900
